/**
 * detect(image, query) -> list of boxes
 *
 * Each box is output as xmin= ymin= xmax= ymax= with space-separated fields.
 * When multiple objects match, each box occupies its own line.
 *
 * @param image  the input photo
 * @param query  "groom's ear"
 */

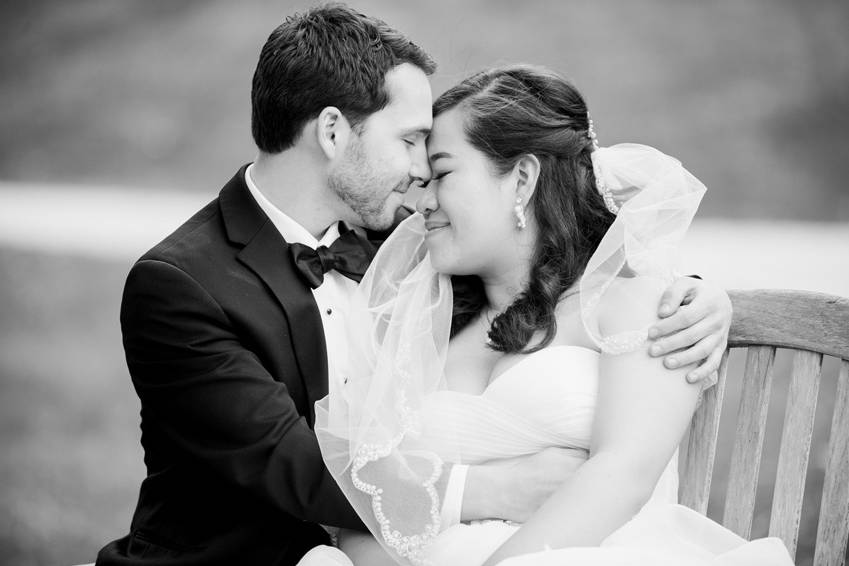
xmin=513 ymin=154 xmax=541 ymax=201
xmin=315 ymin=106 xmax=351 ymax=160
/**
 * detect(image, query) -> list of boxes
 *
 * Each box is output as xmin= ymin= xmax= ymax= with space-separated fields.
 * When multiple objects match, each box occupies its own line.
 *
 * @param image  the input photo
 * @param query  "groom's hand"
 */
xmin=648 ymin=277 xmax=732 ymax=384
xmin=461 ymin=447 xmax=588 ymax=523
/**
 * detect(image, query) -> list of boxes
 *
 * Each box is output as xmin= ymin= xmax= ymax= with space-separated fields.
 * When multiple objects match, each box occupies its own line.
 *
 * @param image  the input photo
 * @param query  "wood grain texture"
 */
xmin=681 ymin=351 xmax=729 ymax=514
xmin=728 ymin=290 xmax=849 ymax=359
xmin=769 ymin=350 xmax=823 ymax=559
xmin=814 ymin=360 xmax=849 ymax=566
xmin=723 ymin=345 xmax=776 ymax=539
xmin=680 ymin=289 xmax=849 ymax=564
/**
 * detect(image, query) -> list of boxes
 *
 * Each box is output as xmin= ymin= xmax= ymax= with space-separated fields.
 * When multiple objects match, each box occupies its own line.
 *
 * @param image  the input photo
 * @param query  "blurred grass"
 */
xmin=1 ymin=0 xmax=848 ymax=219
xmin=0 ymin=249 xmax=143 ymax=566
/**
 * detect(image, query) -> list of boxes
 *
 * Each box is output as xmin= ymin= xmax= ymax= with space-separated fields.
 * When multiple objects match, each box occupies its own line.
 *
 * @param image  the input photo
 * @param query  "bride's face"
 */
xmin=416 ymin=108 xmax=521 ymax=276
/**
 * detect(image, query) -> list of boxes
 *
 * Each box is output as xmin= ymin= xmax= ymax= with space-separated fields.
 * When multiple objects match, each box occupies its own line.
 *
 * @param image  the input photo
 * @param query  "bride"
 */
xmin=307 ymin=65 xmax=793 ymax=565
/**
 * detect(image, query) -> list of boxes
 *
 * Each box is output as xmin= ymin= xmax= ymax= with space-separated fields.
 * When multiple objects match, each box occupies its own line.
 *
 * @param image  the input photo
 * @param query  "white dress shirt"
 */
xmin=244 ymin=165 xmax=467 ymax=529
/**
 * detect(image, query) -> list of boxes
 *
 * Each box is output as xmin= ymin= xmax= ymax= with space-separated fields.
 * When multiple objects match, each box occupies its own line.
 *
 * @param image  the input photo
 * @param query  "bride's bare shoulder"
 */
xmin=596 ymin=276 xmax=667 ymax=335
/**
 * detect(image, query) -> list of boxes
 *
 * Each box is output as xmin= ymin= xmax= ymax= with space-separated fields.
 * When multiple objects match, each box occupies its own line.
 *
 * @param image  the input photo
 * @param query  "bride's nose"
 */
xmin=416 ymin=186 xmax=438 ymax=217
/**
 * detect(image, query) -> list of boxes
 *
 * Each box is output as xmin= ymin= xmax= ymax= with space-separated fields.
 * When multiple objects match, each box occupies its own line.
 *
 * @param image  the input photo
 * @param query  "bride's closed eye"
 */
xmin=431 ymin=171 xmax=450 ymax=181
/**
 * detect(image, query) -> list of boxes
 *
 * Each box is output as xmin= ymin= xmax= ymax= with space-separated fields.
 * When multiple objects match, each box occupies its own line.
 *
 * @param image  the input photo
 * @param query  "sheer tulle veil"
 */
xmin=315 ymin=216 xmax=456 ymax=564
xmin=581 ymin=143 xmax=707 ymax=351
xmin=314 ymin=143 xmax=707 ymax=565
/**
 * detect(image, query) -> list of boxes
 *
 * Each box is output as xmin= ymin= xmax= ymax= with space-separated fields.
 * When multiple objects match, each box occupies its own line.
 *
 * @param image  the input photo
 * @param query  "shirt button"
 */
xmin=326 ymin=308 xmax=333 ymax=315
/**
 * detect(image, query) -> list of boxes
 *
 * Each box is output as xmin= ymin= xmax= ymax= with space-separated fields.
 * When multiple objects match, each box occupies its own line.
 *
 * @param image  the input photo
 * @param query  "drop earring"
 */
xmin=514 ymin=197 xmax=526 ymax=230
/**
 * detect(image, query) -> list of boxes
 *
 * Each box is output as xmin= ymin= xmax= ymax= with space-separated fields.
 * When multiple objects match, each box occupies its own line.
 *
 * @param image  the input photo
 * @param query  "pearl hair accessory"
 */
xmin=587 ymin=113 xmax=620 ymax=215
xmin=596 ymin=172 xmax=620 ymax=215
xmin=514 ymin=196 xmax=527 ymax=229
xmin=587 ymin=115 xmax=600 ymax=150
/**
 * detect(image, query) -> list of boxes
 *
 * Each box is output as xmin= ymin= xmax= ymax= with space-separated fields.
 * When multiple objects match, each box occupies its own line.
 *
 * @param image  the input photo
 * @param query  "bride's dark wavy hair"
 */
xmin=435 ymin=65 xmax=616 ymax=353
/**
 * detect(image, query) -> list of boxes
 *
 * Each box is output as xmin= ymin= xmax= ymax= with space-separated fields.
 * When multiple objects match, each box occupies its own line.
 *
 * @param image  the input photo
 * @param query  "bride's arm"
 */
xmin=482 ymin=278 xmax=702 ymax=566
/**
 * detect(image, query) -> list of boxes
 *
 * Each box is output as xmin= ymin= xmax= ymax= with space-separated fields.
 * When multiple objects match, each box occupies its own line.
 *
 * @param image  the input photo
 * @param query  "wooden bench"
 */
xmin=681 ymin=289 xmax=849 ymax=565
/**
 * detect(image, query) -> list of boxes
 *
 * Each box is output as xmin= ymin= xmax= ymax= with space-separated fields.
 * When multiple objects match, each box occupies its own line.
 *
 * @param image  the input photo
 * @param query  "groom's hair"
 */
xmin=251 ymin=3 xmax=436 ymax=153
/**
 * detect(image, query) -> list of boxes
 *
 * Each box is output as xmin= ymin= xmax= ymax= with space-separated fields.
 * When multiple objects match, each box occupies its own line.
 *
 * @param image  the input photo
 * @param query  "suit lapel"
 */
xmin=220 ymin=167 xmax=328 ymax=424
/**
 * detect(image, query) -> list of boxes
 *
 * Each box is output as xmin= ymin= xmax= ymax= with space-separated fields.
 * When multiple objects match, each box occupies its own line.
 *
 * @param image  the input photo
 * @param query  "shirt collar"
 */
xmin=245 ymin=163 xmax=340 ymax=248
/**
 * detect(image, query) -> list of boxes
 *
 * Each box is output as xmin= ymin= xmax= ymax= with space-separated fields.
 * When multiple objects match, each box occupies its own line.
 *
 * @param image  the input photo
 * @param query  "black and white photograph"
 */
xmin=1 ymin=2 xmax=847 ymax=565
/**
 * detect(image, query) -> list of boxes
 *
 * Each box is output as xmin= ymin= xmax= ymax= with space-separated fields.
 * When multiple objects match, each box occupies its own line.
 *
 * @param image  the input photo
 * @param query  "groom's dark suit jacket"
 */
xmin=97 ymin=166 xmax=370 ymax=566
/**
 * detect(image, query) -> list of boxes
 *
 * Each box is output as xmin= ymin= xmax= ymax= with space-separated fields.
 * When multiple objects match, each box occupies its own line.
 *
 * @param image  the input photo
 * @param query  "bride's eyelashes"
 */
xmin=421 ymin=171 xmax=449 ymax=188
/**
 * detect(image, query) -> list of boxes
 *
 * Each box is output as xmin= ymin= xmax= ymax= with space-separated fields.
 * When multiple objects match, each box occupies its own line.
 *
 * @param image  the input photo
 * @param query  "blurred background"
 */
xmin=0 ymin=1 xmax=847 ymax=564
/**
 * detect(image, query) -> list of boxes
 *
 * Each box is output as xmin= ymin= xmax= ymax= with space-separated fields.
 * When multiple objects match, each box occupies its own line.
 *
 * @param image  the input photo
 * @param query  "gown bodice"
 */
xmin=419 ymin=346 xmax=596 ymax=459
xmin=418 ymin=345 xmax=678 ymax=503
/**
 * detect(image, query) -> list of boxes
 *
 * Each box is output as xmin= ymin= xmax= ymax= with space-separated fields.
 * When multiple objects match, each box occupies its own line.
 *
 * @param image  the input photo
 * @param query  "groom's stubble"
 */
xmin=328 ymin=130 xmax=414 ymax=231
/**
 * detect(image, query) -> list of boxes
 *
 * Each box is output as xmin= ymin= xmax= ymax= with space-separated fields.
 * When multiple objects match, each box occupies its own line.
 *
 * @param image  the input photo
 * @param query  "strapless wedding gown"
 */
xmin=306 ymin=346 xmax=793 ymax=566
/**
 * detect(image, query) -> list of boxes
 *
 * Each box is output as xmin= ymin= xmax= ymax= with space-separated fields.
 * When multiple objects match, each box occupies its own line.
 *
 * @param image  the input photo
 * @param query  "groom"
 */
xmin=97 ymin=5 xmax=732 ymax=566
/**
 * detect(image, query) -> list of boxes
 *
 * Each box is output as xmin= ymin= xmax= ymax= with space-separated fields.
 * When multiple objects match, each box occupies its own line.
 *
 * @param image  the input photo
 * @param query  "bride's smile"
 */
xmin=423 ymin=219 xmax=450 ymax=234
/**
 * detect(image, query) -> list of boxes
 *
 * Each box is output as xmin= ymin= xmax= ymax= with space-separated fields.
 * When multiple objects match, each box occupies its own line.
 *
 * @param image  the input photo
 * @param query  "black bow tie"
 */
xmin=289 ymin=228 xmax=376 ymax=289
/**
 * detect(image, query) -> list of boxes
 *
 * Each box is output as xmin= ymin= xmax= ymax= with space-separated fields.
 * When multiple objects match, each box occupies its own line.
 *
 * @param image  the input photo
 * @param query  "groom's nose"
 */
xmin=409 ymin=145 xmax=431 ymax=187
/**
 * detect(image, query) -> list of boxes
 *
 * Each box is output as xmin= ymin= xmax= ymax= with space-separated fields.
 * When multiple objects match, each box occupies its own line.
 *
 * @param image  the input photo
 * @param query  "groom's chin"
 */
xmin=359 ymin=202 xmax=407 ymax=232
xmin=360 ymin=213 xmax=395 ymax=232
